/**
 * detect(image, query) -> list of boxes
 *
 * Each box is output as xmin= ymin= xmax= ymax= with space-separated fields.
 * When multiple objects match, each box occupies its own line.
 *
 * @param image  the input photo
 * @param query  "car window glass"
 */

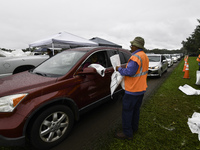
xmin=148 ymin=56 xmax=160 ymax=62
xmin=119 ymin=52 xmax=126 ymax=64
xmin=0 ymin=54 xmax=6 ymax=57
xmin=106 ymin=49 xmax=131 ymax=67
xmin=165 ymin=55 xmax=170 ymax=59
xmin=162 ymin=56 xmax=166 ymax=61
xmin=106 ymin=50 xmax=118 ymax=67
xmin=33 ymin=51 xmax=86 ymax=77
xmin=124 ymin=52 xmax=131 ymax=61
xmin=119 ymin=51 xmax=131 ymax=64
xmin=106 ymin=50 xmax=118 ymax=57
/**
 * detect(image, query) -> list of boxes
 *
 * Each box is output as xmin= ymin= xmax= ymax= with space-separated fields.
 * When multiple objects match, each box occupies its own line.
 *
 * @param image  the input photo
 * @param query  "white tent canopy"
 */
xmin=29 ymin=31 xmax=98 ymax=49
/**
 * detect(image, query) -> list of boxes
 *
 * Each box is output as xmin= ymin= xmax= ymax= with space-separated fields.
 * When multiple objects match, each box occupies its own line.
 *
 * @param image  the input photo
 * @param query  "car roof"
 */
xmin=62 ymin=46 xmax=129 ymax=52
xmin=146 ymin=53 xmax=162 ymax=56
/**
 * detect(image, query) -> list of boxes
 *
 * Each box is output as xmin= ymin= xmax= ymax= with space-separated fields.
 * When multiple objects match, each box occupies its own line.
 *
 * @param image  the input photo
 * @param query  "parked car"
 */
xmin=0 ymin=55 xmax=49 ymax=78
xmin=147 ymin=54 xmax=168 ymax=77
xmin=163 ymin=54 xmax=173 ymax=67
xmin=0 ymin=47 xmax=131 ymax=150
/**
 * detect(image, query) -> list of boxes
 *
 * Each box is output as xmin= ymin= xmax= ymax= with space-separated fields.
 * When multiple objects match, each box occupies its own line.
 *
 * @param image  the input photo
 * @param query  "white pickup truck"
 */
xmin=0 ymin=55 xmax=49 ymax=78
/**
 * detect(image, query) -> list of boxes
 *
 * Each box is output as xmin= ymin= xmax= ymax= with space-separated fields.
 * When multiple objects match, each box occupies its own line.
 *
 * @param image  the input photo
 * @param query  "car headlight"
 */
xmin=149 ymin=66 xmax=159 ymax=69
xmin=0 ymin=94 xmax=28 ymax=112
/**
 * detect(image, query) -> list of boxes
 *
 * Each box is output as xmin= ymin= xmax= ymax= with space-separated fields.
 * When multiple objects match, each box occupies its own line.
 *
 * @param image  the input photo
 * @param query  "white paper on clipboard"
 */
xmin=110 ymin=54 xmax=124 ymax=97
xmin=110 ymin=54 xmax=121 ymax=71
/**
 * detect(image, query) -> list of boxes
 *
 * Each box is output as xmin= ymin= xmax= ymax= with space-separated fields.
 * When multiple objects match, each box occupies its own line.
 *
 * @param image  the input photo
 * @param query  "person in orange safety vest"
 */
xmin=115 ymin=37 xmax=149 ymax=140
xmin=196 ymin=54 xmax=200 ymax=71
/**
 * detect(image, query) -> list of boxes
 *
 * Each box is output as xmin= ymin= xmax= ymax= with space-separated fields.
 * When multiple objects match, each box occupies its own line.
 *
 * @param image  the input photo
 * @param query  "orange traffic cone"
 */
xmin=183 ymin=61 xmax=187 ymax=72
xmin=183 ymin=55 xmax=189 ymax=72
xmin=183 ymin=63 xmax=190 ymax=79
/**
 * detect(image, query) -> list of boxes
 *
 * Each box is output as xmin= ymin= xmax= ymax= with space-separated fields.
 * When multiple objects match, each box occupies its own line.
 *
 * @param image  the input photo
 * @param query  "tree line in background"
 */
xmin=143 ymin=48 xmax=184 ymax=55
xmin=1 ymin=19 xmax=200 ymax=56
xmin=181 ymin=19 xmax=200 ymax=56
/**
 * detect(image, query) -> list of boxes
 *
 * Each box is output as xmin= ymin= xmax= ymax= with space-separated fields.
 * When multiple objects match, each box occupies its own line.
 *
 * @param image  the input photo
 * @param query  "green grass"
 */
xmin=91 ymin=57 xmax=200 ymax=150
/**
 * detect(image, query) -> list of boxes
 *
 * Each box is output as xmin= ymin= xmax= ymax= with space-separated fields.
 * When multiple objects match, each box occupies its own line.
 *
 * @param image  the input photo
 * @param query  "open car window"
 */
xmin=82 ymin=51 xmax=109 ymax=69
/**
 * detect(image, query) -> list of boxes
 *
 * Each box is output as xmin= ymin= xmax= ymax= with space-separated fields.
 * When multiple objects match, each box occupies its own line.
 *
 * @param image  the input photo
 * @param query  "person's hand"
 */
xmin=116 ymin=66 xmax=120 ymax=71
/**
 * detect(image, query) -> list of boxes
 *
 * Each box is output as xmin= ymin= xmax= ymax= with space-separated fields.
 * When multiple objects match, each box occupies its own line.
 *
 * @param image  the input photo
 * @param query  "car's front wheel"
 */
xmin=29 ymin=105 xmax=74 ymax=150
xmin=158 ymin=69 xmax=162 ymax=77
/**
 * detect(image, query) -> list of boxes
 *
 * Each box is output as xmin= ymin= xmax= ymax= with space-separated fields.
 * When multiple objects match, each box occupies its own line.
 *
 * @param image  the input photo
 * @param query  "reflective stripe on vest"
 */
xmin=132 ymin=54 xmax=148 ymax=77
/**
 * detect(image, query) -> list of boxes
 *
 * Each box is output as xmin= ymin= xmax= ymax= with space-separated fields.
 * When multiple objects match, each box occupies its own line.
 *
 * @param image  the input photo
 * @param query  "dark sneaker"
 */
xmin=115 ymin=132 xmax=133 ymax=140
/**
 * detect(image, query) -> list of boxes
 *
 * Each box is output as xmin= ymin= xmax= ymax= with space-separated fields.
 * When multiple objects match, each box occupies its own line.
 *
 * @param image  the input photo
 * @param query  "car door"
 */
xmin=72 ymin=50 xmax=114 ymax=108
xmin=161 ymin=55 xmax=168 ymax=72
xmin=71 ymin=49 xmax=131 ymax=109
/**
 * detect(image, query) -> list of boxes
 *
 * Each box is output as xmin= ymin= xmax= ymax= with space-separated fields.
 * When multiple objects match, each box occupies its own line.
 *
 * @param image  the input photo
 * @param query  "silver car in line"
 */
xmin=172 ymin=54 xmax=178 ymax=63
xmin=163 ymin=54 xmax=173 ymax=67
xmin=147 ymin=54 xmax=168 ymax=77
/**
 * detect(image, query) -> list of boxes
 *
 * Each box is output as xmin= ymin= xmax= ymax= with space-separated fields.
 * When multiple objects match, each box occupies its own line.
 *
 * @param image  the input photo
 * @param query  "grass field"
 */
xmin=91 ymin=57 xmax=200 ymax=150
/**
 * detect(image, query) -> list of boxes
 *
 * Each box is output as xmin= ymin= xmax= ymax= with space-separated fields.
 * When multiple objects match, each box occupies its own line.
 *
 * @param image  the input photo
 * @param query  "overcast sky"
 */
xmin=0 ymin=0 xmax=199 ymax=50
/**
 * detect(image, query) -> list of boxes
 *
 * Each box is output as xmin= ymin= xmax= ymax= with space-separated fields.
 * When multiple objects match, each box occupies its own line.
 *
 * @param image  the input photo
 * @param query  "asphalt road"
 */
xmin=49 ymin=61 xmax=180 ymax=150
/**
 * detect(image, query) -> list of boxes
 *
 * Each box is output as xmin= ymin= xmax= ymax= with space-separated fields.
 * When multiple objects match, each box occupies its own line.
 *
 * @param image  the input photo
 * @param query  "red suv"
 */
xmin=0 ymin=47 xmax=131 ymax=149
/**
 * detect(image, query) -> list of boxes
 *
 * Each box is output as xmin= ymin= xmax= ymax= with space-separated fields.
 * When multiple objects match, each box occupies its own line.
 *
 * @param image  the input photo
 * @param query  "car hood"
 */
xmin=3 ymin=55 xmax=49 ymax=61
xmin=149 ymin=62 xmax=160 ymax=67
xmin=0 ymin=71 xmax=57 ymax=97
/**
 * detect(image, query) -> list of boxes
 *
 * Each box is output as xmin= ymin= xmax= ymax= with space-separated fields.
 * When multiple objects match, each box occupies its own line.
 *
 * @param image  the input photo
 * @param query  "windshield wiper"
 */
xmin=34 ymin=72 xmax=47 ymax=76
xmin=31 ymin=70 xmax=60 ymax=77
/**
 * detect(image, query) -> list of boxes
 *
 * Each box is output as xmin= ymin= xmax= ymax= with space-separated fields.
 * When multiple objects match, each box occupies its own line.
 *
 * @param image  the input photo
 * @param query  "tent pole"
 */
xmin=52 ymin=43 xmax=55 ymax=55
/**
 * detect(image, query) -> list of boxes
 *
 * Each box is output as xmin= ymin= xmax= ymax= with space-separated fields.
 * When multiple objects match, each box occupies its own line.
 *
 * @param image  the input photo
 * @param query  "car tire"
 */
xmin=159 ymin=70 xmax=162 ymax=77
xmin=29 ymin=105 xmax=74 ymax=150
xmin=165 ymin=67 xmax=168 ymax=72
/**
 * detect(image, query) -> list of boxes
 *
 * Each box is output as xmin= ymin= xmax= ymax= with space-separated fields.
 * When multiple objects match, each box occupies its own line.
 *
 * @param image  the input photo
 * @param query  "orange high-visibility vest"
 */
xmin=124 ymin=51 xmax=149 ymax=93
xmin=197 ymin=55 xmax=200 ymax=62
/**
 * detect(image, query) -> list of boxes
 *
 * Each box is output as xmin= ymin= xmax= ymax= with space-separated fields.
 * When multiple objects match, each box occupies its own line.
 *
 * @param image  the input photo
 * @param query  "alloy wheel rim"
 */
xmin=39 ymin=111 xmax=69 ymax=142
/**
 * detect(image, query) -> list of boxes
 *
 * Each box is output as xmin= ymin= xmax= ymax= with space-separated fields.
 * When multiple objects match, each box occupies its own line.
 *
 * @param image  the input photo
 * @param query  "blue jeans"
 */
xmin=122 ymin=93 xmax=144 ymax=137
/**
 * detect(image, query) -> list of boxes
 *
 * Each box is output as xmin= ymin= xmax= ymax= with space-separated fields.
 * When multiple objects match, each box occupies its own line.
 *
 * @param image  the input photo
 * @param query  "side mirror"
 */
xmin=76 ymin=67 xmax=97 ymax=76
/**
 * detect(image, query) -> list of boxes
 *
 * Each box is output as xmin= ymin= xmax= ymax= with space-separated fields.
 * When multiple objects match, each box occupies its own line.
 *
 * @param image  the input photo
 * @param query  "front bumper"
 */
xmin=148 ymin=70 xmax=160 ymax=76
xmin=0 ymin=73 xmax=12 ymax=79
xmin=0 ymin=135 xmax=25 ymax=146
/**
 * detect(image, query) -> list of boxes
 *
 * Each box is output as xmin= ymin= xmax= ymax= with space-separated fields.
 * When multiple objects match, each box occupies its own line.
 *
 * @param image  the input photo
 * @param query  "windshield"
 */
xmin=164 ymin=55 xmax=170 ymax=59
xmin=148 ymin=56 xmax=160 ymax=62
xmin=172 ymin=54 xmax=177 ymax=57
xmin=32 ymin=50 xmax=86 ymax=77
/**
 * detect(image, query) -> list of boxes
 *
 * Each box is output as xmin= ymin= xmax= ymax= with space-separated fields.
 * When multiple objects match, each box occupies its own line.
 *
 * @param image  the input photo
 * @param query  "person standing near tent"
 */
xmin=115 ymin=37 xmax=149 ymax=140
xmin=47 ymin=49 xmax=53 ymax=58
xmin=196 ymin=51 xmax=200 ymax=71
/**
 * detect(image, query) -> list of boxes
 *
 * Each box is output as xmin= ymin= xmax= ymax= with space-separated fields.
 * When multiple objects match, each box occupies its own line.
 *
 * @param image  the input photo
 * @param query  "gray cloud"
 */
xmin=0 ymin=0 xmax=199 ymax=50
